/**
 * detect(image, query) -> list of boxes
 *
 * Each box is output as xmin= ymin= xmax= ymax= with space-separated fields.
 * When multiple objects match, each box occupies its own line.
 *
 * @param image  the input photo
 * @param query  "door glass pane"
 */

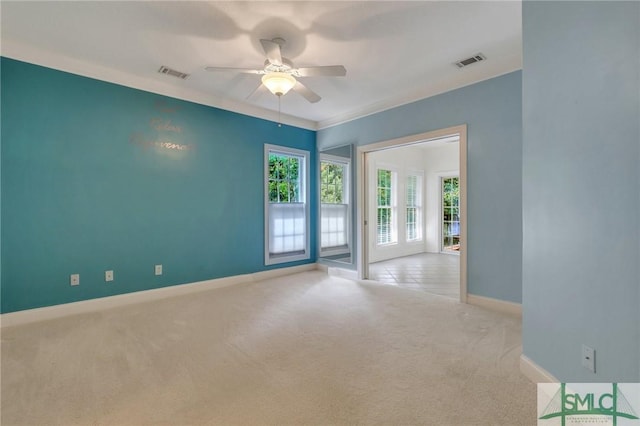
xmin=442 ymin=176 xmax=460 ymax=252
xmin=377 ymin=169 xmax=393 ymax=244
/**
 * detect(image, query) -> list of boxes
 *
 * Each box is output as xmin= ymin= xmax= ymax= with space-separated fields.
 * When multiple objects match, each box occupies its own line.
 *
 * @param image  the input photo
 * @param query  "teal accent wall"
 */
xmin=522 ymin=1 xmax=639 ymax=381
xmin=318 ymin=71 xmax=523 ymax=304
xmin=1 ymin=58 xmax=316 ymax=313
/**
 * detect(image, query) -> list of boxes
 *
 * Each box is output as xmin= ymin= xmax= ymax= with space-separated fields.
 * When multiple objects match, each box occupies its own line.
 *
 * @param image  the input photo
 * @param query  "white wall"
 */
xmin=423 ymin=143 xmax=459 ymax=253
xmin=368 ymin=146 xmax=426 ymax=263
xmin=367 ymin=142 xmax=459 ymax=263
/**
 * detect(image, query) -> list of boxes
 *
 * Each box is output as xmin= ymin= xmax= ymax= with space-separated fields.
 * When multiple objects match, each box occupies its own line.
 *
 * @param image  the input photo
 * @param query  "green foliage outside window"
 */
xmin=442 ymin=176 xmax=460 ymax=250
xmin=443 ymin=177 xmax=459 ymax=209
xmin=320 ymin=162 xmax=344 ymax=203
xmin=377 ymin=169 xmax=392 ymax=244
xmin=269 ymin=154 xmax=300 ymax=203
xmin=377 ymin=169 xmax=392 ymax=206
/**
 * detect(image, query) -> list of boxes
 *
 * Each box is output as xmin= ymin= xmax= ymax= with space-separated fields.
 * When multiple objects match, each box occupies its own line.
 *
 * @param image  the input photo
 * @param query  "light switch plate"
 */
xmin=105 ymin=270 xmax=114 ymax=282
xmin=70 ymin=274 xmax=80 ymax=286
xmin=155 ymin=264 xmax=162 ymax=276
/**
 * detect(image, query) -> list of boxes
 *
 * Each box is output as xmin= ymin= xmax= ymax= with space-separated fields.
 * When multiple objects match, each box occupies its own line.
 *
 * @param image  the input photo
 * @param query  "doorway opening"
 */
xmin=356 ymin=125 xmax=467 ymax=303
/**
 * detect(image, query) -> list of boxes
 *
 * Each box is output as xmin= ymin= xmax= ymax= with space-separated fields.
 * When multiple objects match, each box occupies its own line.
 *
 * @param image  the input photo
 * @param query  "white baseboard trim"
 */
xmin=520 ymin=354 xmax=559 ymax=383
xmin=1 ymin=263 xmax=318 ymax=328
xmin=327 ymin=267 xmax=358 ymax=280
xmin=466 ymin=293 xmax=522 ymax=317
xmin=369 ymin=246 xmax=427 ymax=265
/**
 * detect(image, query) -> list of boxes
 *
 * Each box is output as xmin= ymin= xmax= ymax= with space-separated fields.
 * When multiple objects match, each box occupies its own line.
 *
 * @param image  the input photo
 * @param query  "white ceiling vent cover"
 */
xmin=158 ymin=66 xmax=189 ymax=80
xmin=455 ymin=53 xmax=486 ymax=68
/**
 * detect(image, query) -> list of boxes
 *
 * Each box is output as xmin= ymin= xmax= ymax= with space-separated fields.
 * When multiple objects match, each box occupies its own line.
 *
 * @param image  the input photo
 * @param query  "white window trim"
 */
xmin=375 ymin=164 xmax=398 ymax=246
xmin=319 ymin=153 xmax=351 ymax=257
xmin=405 ymin=170 xmax=424 ymax=243
xmin=264 ymin=144 xmax=311 ymax=265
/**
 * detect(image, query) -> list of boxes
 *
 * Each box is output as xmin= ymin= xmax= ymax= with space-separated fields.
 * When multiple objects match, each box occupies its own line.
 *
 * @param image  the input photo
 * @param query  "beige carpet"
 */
xmin=1 ymin=271 xmax=536 ymax=425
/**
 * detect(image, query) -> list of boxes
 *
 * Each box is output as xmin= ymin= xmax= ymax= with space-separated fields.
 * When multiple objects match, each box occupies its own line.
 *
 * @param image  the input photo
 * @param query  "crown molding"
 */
xmin=317 ymin=63 xmax=522 ymax=130
xmin=3 ymin=39 xmax=522 ymax=133
xmin=1 ymin=40 xmax=318 ymax=131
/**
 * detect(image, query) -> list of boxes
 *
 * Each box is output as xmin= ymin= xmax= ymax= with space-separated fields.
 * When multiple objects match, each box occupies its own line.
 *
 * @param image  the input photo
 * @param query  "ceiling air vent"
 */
xmin=157 ymin=66 xmax=189 ymax=80
xmin=455 ymin=53 xmax=486 ymax=68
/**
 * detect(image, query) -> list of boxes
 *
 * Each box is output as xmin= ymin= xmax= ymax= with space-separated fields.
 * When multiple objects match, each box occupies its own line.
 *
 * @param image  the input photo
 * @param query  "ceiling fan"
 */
xmin=205 ymin=38 xmax=346 ymax=103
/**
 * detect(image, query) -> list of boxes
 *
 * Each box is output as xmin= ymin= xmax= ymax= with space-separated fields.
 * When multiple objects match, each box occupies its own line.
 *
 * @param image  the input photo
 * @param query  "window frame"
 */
xmin=405 ymin=171 xmax=424 ymax=243
xmin=376 ymin=166 xmax=398 ymax=246
xmin=264 ymin=144 xmax=311 ymax=265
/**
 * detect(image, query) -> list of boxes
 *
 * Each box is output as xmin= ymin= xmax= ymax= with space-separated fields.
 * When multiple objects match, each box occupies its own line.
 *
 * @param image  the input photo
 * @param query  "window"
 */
xmin=406 ymin=174 xmax=422 ymax=242
xmin=377 ymin=169 xmax=395 ymax=245
xmin=442 ymin=176 xmax=460 ymax=252
xmin=320 ymin=156 xmax=349 ymax=252
xmin=265 ymin=145 xmax=310 ymax=264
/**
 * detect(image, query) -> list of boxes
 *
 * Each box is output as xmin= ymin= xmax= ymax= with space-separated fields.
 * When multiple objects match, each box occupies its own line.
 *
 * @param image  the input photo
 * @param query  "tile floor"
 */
xmin=369 ymin=252 xmax=460 ymax=299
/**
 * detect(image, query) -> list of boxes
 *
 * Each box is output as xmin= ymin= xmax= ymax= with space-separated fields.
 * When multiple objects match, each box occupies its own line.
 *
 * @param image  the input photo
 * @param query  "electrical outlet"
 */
xmin=70 ymin=274 xmax=80 ymax=286
xmin=105 ymin=270 xmax=114 ymax=282
xmin=582 ymin=344 xmax=595 ymax=373
xmin=155 ymin=264 xmax=162 ymax=276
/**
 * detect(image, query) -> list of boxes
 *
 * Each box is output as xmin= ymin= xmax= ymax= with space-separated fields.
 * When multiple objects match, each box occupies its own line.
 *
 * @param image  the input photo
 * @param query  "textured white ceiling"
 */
xmin=1 ymin=1 xmax=522 ymax=129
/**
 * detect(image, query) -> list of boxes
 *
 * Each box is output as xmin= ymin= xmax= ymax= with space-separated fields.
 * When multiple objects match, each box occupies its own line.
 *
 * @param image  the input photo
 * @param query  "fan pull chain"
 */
xmin=277 ymin=95 xmax=282 ymax=127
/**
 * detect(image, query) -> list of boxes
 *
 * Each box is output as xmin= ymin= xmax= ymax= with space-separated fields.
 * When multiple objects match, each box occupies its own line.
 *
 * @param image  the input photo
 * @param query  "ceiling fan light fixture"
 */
xmin=262 ymin=72 xmax=296 ymax=96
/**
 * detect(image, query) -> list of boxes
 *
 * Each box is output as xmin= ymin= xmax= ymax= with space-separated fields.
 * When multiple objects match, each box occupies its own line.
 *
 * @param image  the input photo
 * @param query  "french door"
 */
xmin=441 ymin=176 xmax=460 ymax=253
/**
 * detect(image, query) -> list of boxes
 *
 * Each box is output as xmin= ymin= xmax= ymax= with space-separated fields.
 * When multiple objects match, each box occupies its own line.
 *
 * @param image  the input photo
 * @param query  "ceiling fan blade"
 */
xmin=260 ymin=39 xmax=283 ymax=66
xmin=205 ymin=66 xmax=263 ymax=74
xmin=246 ymin=83 xmax=268 ymax=101
xmin=295 ymin=65 xmax=347 ymax=77
xmin=292 ymin=80 xmax=321 ymax=103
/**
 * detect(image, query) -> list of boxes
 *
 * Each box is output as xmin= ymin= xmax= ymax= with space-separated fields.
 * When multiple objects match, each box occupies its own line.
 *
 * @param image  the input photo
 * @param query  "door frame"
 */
xmin=356 ymin=124 xmax=468 ymax=303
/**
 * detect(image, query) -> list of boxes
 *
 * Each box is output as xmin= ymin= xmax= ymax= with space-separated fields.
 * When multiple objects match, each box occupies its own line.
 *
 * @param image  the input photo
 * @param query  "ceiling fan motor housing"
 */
xmin=264 ymin=58 xmax=294 ymax=74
